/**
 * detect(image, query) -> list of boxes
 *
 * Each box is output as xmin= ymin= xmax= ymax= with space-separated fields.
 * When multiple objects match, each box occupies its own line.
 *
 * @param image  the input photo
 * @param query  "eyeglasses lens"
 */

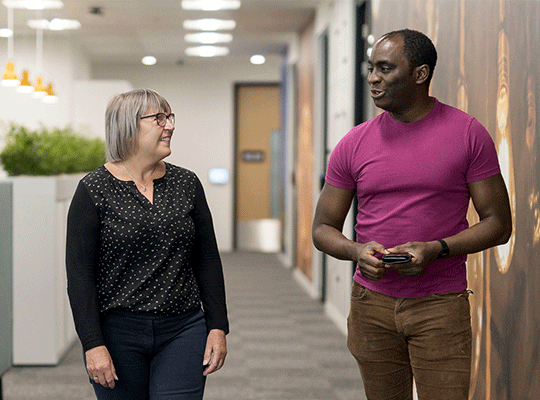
xmin=157 ymin=113 xmax=175 ymax=127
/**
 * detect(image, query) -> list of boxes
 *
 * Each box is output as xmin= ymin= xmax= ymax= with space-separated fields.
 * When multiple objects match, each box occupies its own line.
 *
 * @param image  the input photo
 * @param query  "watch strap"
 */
xmin=437 ymin=239 xmax=449 ymax=258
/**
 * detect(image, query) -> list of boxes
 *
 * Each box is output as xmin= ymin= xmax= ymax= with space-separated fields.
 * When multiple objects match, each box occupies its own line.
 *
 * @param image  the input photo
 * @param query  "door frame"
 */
xmin=233 ymin=82 xmax=281 ymax=251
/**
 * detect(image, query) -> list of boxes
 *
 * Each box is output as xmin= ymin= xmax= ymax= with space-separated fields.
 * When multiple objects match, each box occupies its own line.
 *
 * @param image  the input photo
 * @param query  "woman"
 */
xmin=66 ymin=88 xmax=228 ymax=400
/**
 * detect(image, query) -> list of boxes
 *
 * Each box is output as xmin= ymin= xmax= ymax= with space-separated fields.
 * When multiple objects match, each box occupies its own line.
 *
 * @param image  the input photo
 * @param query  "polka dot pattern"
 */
xmin=81 ymin=163 xmax=202 ymax=316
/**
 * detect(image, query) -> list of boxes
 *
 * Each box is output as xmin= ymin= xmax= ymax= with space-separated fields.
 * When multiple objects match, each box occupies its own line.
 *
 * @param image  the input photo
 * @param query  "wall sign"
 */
xmin=241 ymin=150 xmax=265 ymax=163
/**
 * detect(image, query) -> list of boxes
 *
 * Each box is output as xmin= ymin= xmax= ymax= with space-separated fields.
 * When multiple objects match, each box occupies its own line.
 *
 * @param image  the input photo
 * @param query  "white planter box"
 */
xmin=8 ymin=174 xmax=82 ymax=365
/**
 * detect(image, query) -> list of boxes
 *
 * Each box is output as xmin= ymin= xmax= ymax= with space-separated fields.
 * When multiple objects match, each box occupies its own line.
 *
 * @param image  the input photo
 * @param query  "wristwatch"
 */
xmin=437 ymin=239 xmax=450 ymax=258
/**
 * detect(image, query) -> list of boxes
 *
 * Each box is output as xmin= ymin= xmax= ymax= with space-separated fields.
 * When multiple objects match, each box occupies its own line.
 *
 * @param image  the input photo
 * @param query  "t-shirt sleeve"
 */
xmin=466 ymin=118 xmax=501 ymax=183
xmin=66 ymin=181 xmax=104 ymax=352
xmin=325 ymin=134 xmax=357 ymax=190
xmin=191 ymin=175 xmax=229 ymax=334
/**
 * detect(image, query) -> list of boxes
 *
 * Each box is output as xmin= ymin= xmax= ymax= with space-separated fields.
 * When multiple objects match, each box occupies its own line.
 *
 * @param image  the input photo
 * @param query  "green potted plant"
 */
xmin=0 ymin=123 xmax=105 ymax=176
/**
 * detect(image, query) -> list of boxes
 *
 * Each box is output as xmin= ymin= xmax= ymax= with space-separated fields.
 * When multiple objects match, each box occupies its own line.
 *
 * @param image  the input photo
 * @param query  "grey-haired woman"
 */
xmin=66 ymin=88 xmax=228 ymax=399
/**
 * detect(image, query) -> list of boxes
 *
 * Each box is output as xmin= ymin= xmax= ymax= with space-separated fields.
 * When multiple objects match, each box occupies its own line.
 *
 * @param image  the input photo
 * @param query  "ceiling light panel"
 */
xmin=49 ymin=18 xmax=80 ymax=30
xmin=0 ymin=28 xmax=13 ymax=37
xmin=28 ymin=18 xmax=80 ymax=30
xmin=183 ymin=19 xmax=236 ymax=31
xmin=185 ymin=46 xmax=229 ymax=57
xmin=27 ymin=19 xmax=49 ymax=29
xmin=184 ymin=32 xmax=232 ymax=44
xmin=181 ymin=0 xmax=240 ymax=11
xmin=2 ymin=0 xmax=63 ymax=9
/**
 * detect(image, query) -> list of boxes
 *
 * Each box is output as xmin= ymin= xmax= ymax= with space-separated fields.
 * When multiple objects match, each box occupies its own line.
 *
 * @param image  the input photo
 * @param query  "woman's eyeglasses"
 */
xmin=140 ymin=112 xmax=175 ymax=127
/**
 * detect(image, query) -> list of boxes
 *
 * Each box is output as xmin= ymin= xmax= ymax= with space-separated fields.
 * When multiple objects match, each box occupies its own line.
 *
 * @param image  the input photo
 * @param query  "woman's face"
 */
xmin=135 ymin=109 xmax=175 ymax=161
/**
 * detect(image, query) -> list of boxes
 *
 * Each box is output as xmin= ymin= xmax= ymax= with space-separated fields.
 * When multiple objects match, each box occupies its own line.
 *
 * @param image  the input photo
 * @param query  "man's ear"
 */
xmin=415 ymin=64 xmax=430 ymax=85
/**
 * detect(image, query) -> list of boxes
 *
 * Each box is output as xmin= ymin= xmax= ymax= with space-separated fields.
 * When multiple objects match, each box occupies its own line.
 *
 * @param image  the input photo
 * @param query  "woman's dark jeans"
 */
xmin=87 ymin=308 xmax=207 ymax=400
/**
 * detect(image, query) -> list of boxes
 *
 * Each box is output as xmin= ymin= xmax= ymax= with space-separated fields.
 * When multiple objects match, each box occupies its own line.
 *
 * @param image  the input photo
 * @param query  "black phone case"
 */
xmin=382 ymin=254 xmax=412 ymax=264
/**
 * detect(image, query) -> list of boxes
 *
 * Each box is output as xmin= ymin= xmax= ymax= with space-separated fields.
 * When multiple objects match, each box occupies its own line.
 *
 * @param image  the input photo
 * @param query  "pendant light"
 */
xmin=32 ymin=75 xmax=46 ymax=98
xmin=42 ymin=82 xmax=57 ymax=103
xmin=16 ymin=69 xmax=34 ymax=93
xmin=1 ymin=5 xmax=20 ymax=87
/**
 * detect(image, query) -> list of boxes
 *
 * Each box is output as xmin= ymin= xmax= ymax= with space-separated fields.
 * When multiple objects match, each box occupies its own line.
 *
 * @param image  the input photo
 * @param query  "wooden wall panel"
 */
xmin=372 ymin=1 xmax=540 ymax=398
xmin=296 ymin=17 xmax=315 ymax=280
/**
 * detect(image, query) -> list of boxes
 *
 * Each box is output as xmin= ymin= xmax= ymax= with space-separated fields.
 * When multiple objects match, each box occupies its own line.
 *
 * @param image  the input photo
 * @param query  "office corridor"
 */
xmin=2 ymin=252 xmax=366 ymax=400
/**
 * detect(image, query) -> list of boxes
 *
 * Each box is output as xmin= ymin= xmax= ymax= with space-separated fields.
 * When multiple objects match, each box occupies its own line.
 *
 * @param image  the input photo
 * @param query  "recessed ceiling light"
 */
xmin=2 ymin=0 xmax=63 ymax=10
xmin=142 ymin=56 xmax=157 ymax=65
xmin=183 ymin=19 xmax=236 ymax=31
xmin=184 ymin=32 xmax=233 ymax=44
xmin=181 ymin=0 xmax=240 ymax=11
xmin=0 ymin=28 xmax=13 ymax=37
xmin=250 ymin=55 xmax=265 ymax=65
xmin=185 ymin=46 xmax=229 ymax=58
xmin=27 ymin=18 xmax=80 ymax=30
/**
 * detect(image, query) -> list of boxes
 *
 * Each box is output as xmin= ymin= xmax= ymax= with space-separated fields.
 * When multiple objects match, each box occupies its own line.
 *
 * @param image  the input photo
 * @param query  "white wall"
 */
xmin=322 ymin=0 xmax=357 ymax=333
xmin=92 ymin=57 xmax=283 ymax=252
xmin=71 ymin=80 xmax=133 ymax=139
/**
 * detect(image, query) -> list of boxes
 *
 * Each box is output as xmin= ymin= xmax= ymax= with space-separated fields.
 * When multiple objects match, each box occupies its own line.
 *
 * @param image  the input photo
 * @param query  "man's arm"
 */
xmin=388 ymin=173 xmax=512 ymax=275
xmin=312 ymin=182 xmax=388 ymax=281
xmin=445 ymin=172 xmax=512 ymax=255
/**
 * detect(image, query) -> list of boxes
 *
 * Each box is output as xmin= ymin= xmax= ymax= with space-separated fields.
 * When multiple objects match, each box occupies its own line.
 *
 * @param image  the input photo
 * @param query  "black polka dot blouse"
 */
xmin=66 ymin=163 xmax=228 ymax=352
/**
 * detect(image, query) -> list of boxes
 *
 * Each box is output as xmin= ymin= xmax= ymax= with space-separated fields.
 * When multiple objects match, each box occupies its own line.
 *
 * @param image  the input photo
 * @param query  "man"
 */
xmin=312 ymin=29 xmax=512 ymax=400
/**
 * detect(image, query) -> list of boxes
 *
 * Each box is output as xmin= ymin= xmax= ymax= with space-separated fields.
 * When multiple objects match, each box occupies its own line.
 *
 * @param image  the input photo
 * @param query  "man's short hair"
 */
xmin=383 ymin=29 xmax=438 ymax=87
xmin=105 ymin=88 xmax=171 ymax=162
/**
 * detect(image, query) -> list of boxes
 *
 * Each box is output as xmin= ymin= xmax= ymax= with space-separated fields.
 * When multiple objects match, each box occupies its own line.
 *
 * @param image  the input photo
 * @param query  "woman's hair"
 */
xmin=105 ymin=88 xmax=171 ymax=162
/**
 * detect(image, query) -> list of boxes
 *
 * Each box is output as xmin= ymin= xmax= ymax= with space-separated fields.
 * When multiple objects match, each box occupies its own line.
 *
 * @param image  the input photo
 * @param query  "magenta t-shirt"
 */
xmin=326 ymin=99 xmax=500 ymax=298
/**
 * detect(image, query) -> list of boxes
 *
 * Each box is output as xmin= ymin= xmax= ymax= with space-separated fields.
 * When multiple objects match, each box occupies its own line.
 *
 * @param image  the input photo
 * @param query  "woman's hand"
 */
xmin=85 ymin=345 xmax=119 ymax=389
xmin=203 ymin=329 xmax=227 ymax=376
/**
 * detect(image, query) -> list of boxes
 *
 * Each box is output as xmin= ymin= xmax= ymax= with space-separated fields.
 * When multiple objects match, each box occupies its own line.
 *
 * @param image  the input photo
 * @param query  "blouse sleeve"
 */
xmin=191 ymin=176 xmax=229 ymax=334
xmin=66 ymin=181 xmax=105 ymax=352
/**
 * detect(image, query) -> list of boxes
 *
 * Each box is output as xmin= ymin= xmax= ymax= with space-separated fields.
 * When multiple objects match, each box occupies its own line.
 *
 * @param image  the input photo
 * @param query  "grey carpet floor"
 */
xmin=2 ymin=252 xmax=366 ymax=400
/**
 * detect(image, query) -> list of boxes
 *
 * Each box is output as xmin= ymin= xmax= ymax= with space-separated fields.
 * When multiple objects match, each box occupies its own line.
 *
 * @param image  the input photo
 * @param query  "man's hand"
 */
xmin=385 ymin=241 xmax=440 ymax=277
xmin=355 ymin=241 xmax=389 ymax=281
xmin=203 ymin=329 xmax=227 ymax=376
xmin=85 ymin=345 xmax=118 ymax=389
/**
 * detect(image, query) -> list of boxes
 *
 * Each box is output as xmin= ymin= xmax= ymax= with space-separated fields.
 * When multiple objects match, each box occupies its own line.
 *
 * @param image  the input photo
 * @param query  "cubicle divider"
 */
xmin=0 ymin=182 xmax=13 ymax=397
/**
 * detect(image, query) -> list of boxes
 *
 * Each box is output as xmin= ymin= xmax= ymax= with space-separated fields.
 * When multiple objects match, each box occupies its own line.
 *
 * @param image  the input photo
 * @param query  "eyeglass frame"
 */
xmin=140 ymin=112 xmax=175 ymax=127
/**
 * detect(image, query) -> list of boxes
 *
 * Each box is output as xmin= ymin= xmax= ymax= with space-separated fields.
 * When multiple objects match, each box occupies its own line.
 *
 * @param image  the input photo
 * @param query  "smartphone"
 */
xmin=381 ymin=254 xmax=412 ymax=264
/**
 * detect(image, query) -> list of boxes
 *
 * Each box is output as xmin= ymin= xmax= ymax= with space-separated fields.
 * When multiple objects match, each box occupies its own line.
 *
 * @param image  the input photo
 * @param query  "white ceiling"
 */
xmin=5 ymin=0 xmax=320 ymax=65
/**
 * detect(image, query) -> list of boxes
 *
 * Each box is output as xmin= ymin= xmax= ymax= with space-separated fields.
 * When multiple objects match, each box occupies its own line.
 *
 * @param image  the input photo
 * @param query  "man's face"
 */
xmin=367 ymin=35 xmax=417 ymax=114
